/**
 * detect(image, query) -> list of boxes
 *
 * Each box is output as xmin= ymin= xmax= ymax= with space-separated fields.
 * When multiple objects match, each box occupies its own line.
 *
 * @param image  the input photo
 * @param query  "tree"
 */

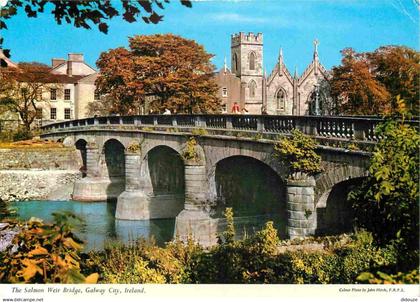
xmin=0 ymin=62 xmax=59 ymax=132
xmin=349 ymin=100 xmax=419 ymax=256
xmin=95 ymin=34 xmax=221 ymax=114
xmin=94 ymin=47 xmax=138 ymax=115
xmin=0 ymin=0 xmax=192 ymax=66
xmin=368 ymin=46 xmax=420 ymax=116
xmin=330 ymin=48 xmax=390 ymax=115
xmin=330 ymin=46 xmax=420 ymax=116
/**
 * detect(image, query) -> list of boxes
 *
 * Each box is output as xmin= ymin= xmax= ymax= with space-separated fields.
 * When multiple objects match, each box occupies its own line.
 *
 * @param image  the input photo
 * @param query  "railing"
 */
xmin=40 ymin=114 xmax=419 ymax=143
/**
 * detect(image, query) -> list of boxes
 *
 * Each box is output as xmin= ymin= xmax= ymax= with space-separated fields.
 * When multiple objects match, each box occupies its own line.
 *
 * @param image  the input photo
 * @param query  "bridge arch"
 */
xmin=75 ymin=138 xmax=87 ymax=177
xmin=101 ymin=138 xmax=126 ymax=200
xmin=316 ymin=177 xmax=366 ymax=235
xmin=211 ymin=155 xmax=288 ymax=238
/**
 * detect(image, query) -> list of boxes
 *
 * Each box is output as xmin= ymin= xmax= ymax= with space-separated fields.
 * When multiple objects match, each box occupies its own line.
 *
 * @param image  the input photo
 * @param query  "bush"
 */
xmin=12 ymin=127 xmax=32 ymax=141
xmin=0 ymin=213 xmax=98 ymax=283
xmin=349 ymin=116 xmax=419 ymax=256
xmin=274 ymin=130 xmax=323 ymax=176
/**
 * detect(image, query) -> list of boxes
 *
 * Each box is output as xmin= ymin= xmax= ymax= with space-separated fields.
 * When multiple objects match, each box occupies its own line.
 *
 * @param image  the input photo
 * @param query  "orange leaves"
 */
xmin=17 ymin=258 xmax=44 ymax=282
xmin=28 ymin=246 xmax=48 ymax=257
xmin=331 ymin=46 xmax=419 ymax=116
xmin=0 ymin=216 xmax=97 ymax=284
xmin=95 ymin=34 xmax=221 ymax=115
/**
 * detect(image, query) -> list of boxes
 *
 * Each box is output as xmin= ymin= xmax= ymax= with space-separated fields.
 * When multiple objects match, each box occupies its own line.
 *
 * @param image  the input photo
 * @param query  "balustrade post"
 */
xmin=353 ymin=120 xmax=367 ymax=141
xmin=257 ymin=116 xmax=264 ymax=132
xmin=226 ymin=116 xmax=233 ymax=129
xmin=94 ymin=117 xmax=99 ymax=125
xmin=294 ymin=118 xmax=308 ymax=134
xmin=172 ymin=116 xmax=177 ymax=127
xmin=153 ymin=116 xmax=158 ymax=126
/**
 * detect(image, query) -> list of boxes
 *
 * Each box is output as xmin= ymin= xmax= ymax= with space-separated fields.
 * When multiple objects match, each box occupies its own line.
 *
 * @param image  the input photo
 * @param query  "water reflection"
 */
xmin=10 ymin=200 xmax=175 ymax=251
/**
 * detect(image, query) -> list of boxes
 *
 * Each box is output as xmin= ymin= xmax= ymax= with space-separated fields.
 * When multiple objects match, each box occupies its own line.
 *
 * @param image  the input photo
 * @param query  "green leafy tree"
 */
xmin=349 ymin=101 xmax=419 ymax=254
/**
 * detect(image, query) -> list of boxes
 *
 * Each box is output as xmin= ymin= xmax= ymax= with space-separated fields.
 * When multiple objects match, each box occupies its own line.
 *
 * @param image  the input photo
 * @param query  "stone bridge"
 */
xmin=40 ymin=114 xmax=386 ymax=245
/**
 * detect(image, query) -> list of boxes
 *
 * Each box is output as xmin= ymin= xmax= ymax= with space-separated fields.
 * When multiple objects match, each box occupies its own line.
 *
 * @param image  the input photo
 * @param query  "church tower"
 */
xmin=231 ymin=32 xmax=263 ymax=113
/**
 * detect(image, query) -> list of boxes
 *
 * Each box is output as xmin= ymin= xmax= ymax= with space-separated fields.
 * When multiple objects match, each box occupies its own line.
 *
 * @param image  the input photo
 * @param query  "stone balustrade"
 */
xmin=41 ymin=114 xmax=418 ymax=143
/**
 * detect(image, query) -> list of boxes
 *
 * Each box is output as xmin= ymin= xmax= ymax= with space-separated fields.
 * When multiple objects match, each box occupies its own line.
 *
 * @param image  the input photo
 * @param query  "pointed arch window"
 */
xmin=276 ymin=89 xmax=286 ymax=111
xmin=249 ymin=52 xmax=256 ymax=70
xmin=249 ymin=80 xmax=257 ymax=98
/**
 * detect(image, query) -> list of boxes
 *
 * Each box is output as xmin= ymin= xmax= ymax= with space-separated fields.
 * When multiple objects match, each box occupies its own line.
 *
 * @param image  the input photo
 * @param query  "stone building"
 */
xmin=215 ymin=32 xmax=332 ymax=115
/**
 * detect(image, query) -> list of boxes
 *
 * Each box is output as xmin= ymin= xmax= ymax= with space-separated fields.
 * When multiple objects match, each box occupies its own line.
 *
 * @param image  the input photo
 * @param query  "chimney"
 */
xmin=67 ymin=61 xmax=73 ymax=77
xmin=52 ymin=58 xmax=65 ymax=68
xmin=68 ymin=53 xmax=84 ymax=62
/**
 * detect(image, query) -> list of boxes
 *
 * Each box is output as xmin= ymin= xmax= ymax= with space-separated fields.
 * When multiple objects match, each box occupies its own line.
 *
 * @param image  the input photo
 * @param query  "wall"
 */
xmin=0 ymin=148 xmax=82 ymax=170
xmin=0 ymin=147 xmax=82 ymax=202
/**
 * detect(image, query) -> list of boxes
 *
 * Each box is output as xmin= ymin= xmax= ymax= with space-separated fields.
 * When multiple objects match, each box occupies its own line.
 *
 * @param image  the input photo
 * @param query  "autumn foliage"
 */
xmin=0 ymin=62 xmax=59 ymax=131
xmin=330 ymin=46 xmax=419 ymax=116
xmin=95 ymin=34 xmax=221 ymax=114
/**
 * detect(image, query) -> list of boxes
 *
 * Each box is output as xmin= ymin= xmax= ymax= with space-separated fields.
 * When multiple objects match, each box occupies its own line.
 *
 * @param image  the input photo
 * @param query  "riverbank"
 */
xmin=0 ymin=140 xmax=83 ymax=202
xmin=0 ymin=170 xmax=81 ymax=202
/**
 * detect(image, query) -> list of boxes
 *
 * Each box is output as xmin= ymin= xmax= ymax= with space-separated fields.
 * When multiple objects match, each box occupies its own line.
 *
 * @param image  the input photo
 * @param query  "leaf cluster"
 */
xmin=0 ymin=213 xmax=98 ymax=283
xmin=274 ymin=130 xmax=323 ymax=176
xmin=330 ymin=46 xmax=420 ymax=116
xmin=349 ymin=116 xmax=419 ymax=253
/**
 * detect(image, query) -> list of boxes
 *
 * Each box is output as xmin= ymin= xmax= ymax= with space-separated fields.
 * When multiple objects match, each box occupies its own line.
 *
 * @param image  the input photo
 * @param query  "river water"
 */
xmin=8 ymin=200 xmax=285 ymax=251
xmin=9 ymin=200 xmax=175 ymax=251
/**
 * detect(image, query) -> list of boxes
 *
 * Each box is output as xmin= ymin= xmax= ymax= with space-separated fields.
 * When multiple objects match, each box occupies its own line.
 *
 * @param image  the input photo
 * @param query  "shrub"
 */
xmin=182 ymin=137 xmax=199 ymax=162
xmin=0 ymin=213 xmax=98 ymax=283
xmin=349 ymin=116 xmax=419 ymax=256
xmin=274 ymin=130 xmax=323 ymax=176
xmin=12 ymin=127 xmax=32 ymax=141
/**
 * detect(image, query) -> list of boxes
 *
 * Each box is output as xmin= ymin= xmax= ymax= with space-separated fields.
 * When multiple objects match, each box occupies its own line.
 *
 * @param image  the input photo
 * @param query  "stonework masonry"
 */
xmin=0 ymin=148 xmax=82 ymax=202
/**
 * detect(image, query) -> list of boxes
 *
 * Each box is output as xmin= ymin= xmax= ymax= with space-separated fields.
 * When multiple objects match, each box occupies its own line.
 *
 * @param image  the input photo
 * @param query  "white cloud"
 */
xmin=208 ymin=13 xmax=269 ymax=24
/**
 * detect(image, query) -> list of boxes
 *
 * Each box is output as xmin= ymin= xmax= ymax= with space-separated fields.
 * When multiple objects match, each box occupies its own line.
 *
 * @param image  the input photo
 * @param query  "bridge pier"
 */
xmin=116 ymin=151 xmax=151 ymax=220
xmin=73 ymin=143 xmax=112 ymax=201
xmin=174 ymin=163 xmax=217 ymax=246
xmin=286 ymin=175 xmax=317 ymax=239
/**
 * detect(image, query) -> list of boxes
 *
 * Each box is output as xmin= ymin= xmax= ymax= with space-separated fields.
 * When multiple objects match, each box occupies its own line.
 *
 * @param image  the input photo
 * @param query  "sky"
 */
xmin=0 ymin=0 xmax=418 ymax=76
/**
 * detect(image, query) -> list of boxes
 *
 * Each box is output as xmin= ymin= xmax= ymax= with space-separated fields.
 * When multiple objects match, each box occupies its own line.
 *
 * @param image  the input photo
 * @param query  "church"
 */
xmin=215 ymin=32 xmax=332 ymax=115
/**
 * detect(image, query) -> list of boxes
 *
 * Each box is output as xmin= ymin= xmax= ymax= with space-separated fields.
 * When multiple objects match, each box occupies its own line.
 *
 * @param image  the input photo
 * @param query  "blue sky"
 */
xmin=1 ymin=0 xmax=418 ymax=75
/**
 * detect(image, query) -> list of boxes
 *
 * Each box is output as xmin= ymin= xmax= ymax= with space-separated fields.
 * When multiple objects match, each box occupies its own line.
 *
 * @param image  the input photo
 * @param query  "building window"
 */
xmin=222 ymin=87 xmax=228 ymax=97
xmin=94 ymin=90 xmax=100 ymax=100
xmin=50 ymin=108 xmax=56 ymax=120
xmin=276 ymin=89 xmax=286 ymax=111
xmin=50 ymin=88 xmax=57 ymax=100
xmin=249 ymin=52 xmax=256 ymax=70
xmin=64 ymin=108 xmax=71 ymax=120
xmin=35 ymin=108 xmax=42 ymax=119
xmin=249 ymin=80 xmax=257 ymax=98
xmin=64 ymin=89 xmax=71 ymax=100
xmin=233 ymin=53 xmax=238 ymax=72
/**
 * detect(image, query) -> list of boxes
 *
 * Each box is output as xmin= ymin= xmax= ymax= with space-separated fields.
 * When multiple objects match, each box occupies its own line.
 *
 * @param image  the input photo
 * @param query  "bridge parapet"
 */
xmin=41 ymin=114 xmax=418 ymax=145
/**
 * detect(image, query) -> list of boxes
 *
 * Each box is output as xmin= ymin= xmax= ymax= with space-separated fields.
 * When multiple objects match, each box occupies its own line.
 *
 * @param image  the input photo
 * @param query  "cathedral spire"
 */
xmin=313 ymin=39 xmax=319 ymax=60
xmin=293 ymin=66 xmax=298 ymax=80
xmin=278 ymin=47 xmax=283 ymax=76
xmin=224 ymin=56 xmax=227 ymax=72
xmin=313 ymin=39 xmax=319 ymax=75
